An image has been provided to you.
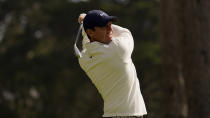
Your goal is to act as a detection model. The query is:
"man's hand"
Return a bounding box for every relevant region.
[78,13,86,24]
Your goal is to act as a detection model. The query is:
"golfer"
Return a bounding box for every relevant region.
[77,10,147,118]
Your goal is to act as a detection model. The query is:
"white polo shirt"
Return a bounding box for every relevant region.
[78,24,147,117]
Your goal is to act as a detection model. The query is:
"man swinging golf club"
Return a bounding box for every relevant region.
[75,10,147,118]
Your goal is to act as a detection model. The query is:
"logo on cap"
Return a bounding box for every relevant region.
[100,13,105,16]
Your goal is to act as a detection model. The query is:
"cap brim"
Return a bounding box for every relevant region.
[99,16,118,27]
[109,16,118,22]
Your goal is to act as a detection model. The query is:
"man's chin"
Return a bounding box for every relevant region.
[104,37,112,44]
[106,38,112,42]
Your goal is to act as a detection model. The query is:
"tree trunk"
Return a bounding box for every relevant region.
[160,0,210,118]
[160,0,187,118]
[181,0,210,118]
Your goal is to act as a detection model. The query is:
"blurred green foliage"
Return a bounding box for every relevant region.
[0,0,161,118]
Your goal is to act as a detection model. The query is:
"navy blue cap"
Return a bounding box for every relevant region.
[83,10,117,31]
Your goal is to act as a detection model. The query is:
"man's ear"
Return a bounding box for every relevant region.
[86,29,94,38]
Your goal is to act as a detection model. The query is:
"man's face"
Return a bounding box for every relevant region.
[90,21,113,44]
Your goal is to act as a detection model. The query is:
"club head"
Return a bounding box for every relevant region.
[74,44,82,58]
